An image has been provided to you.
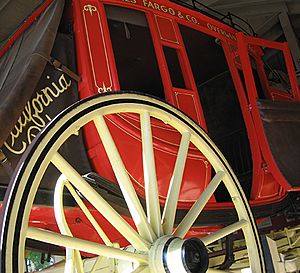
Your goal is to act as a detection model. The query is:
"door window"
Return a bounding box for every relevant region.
[105,5,165,99]
[163,46,186,89]
[262,48,292,95]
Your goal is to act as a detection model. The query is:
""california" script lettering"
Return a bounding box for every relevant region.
[4,73,72,154]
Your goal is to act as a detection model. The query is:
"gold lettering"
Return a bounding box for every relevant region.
[191,16,197,24]
[147,1,154,9]
[4,73,72,155]
[161,5,167,12]
[154,3,160,10]
[59,73,72,90]
[40,89,53,106]
[169,8,175,16]
[42,87,57,100]
[177,11,183,19]
[32,97,43,114]
[4,140,27,155]
[27,126,42,145]
[51,83,64,96]
[207,23,236,41]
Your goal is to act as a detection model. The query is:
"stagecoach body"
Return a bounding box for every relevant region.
[0,0,299,272]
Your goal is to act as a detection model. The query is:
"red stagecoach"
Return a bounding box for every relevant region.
[0,0,299,272]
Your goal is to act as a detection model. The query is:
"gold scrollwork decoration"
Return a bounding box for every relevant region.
[98,82,112,93]
[84,5,97,15]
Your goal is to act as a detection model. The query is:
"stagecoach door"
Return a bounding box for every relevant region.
[104,5,206,127]
[236,32,300,191]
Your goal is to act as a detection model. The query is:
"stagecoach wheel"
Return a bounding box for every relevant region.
[0,92,265,273]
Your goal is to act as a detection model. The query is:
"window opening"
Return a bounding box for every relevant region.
[262,48,292,94]
[179,24,252,200]
[163,46,186,89]
[105,5,164,99]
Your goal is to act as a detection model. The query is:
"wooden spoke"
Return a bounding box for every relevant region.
[174,171,225,238]
[54,175,84,273]
[132,265,149,273]
[162,131,191,235]
[93,115,156,243]
[90,256,103,273]
[140,111,163,237]
[201,220,248,246]
[51,152,150,251]
[64,179,113,246]
[26,227,148,264]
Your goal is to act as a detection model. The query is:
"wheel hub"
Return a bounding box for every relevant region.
[149,236,209,273]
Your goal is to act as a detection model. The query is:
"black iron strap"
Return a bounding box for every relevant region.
[32,53,81,82]
[48,57,81,82]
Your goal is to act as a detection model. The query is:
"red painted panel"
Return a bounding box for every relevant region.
[82,4,113,92]
[155,15,179,44]
[174,90,202,123]
[85,113,212,206]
